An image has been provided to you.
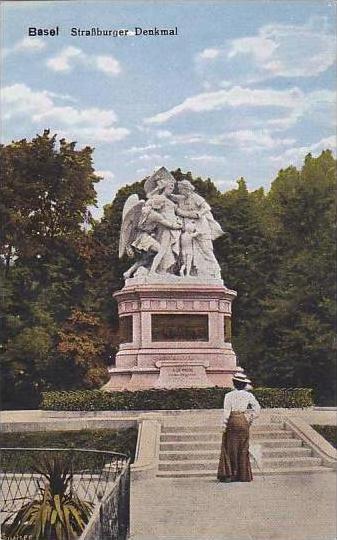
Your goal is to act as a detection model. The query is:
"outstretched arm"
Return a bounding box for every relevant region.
[176,207,199,219]
[151,211,182,229]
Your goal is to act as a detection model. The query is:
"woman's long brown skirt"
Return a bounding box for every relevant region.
[217,412,253,482]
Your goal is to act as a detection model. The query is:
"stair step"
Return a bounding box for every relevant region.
[160,442,222,451]
[262,447,312,459]
[256,439,302,448]
[158,457,321,472]
[159,447,312,461]
[161,433,220,442]
[161,424,283,433]
[162,426,219,433]
[263,457,321,468]
[159,451,218,461]
[251,431,294,440]
[159,439,302,451]
[160,430,293,442]
[156,466,332,478]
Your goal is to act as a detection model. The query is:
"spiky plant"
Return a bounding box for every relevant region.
[3,454,94,540]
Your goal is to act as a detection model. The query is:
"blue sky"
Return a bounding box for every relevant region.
[2,0,336,217]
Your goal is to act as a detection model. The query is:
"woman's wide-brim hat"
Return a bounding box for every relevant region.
[232,372,250,383]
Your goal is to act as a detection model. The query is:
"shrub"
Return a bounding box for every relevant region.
[312,425,337,449]
[3,454,93,540]
[41,387,313,411]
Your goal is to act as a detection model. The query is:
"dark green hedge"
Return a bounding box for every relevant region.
[312,425,337,449]
[41,387,313,411]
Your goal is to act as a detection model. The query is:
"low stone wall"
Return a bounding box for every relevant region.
[1,407,336,433]
[79,465,130,540]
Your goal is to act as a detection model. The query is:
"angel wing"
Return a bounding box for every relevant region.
[119,195,145,258]
[144,175,157,196]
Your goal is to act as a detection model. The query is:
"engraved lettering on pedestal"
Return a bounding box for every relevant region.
[170,366,199,379]
[151,314,209,342]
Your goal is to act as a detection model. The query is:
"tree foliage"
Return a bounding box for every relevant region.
[1,131,335,407]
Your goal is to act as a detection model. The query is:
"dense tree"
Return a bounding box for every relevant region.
[1,131,335,407]
[0,131,101,407]
[1,130,98,266]
[247,151,336,403]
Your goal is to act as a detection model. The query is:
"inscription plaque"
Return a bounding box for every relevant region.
[151,314,209,342]
[120,315,133,343]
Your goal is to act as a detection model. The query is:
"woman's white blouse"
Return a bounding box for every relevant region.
[222,389,261,429]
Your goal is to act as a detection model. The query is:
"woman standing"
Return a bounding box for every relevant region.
[217,373,261,482]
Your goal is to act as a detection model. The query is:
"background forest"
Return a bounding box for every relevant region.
[1,130,336,408]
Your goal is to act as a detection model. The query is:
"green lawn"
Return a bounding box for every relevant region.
[0,428,138,471]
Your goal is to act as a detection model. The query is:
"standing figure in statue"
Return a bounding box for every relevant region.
[144,172,182,275]
[217,372,261,482]
[179,220,200,276]
[172,180,224,279]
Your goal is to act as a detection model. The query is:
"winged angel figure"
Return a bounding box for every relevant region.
[119,185,182,279]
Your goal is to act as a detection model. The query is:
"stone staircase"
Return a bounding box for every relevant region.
[157,422,330,478]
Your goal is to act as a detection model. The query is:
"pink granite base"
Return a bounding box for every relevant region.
[102,281,241,391]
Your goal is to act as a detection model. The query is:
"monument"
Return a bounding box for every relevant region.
[103,167,242,391]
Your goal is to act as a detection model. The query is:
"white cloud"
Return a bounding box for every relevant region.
[155,130,206,145]
[269,135,336,166]
[156,130,172,139]
[217,179,238,190]
[33,106,118,126]
[145,85,335,137]
[46,46,82,71]
[65,126,129,143]
[197,48,220,61]
[95,55,120,75]
[211,129,296,152]
[145,86,303,124]
[2,83,129,144]
[95,170,115,181]
[125,144,161,154]
[197,17,335,84]
[238,19,335,78]
[185,154,227,163]
[137,153,170,161]
[46,46,121,76]
[266,89,335,131]
[3,36,46,57]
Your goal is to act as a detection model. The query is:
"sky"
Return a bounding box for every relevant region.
[2,0,336,218]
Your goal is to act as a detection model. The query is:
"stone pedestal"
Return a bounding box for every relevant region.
[102,278,241,391]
